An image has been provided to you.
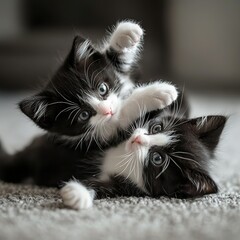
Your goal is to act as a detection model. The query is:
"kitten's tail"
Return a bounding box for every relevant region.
[0,140,9,181]
[0,140,30,184]
[0,140,7,159]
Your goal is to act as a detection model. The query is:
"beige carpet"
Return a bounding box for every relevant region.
[0,91,240,240]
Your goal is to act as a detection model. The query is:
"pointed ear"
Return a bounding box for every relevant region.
[19,93,55,130]
[189,115,227,153]
[67,36,96,65]
[66,35,104,69]
[177,171,218,198]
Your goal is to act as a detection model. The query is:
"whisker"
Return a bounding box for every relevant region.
[168,156,183,174]
[170,154,200,166]
[155,158,170,179]
[50,81,75,104]
[172,151,195,157]
[115,156,134,178]
[55,106,77,120]
[68,107,80,120]
[70,109,81,125]
[48,101,76,107]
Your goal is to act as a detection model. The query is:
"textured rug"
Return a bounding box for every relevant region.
[0,91,240,240]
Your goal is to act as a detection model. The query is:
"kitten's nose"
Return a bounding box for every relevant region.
[132,136,142,144]
[99,106,113,116]
[103,109,113,116]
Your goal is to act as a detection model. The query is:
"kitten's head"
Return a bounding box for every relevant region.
[19,36,127,144]
[124,113,227,198]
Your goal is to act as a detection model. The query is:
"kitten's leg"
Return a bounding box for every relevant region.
[60,178,145,210]
[83,177,145,199]
[104,20,144,74]
[119,81,178,129]
[60,180,114,210]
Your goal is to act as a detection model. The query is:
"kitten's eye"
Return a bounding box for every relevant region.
[79,110,90,121]
[151,124,162,134]
[98,82,109,96]
[151,152,163,166]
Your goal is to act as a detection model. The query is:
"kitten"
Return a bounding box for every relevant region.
[19,20,178,149]
[0,20,179,186]
[59,111,226,210]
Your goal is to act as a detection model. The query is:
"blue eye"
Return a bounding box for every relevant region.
[151,124,162,134]
[151,152,163,166]
[98,82,109,96]
[79,110,90,121]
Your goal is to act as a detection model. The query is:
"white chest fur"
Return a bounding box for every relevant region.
[100,142,145,191]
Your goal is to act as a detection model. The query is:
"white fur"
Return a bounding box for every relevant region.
[100,141,146,191]
[116,74,135,98]
[109,21,143,52]
[119,82,178,129]
[60,181,94,210]
[88,93,121,143]
[106,20,144,72]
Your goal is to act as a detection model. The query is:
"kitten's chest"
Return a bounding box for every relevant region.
[100,143,144,190]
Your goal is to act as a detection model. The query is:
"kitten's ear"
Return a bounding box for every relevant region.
[177,171,218,198]
[189,115,227,153]
[68,36,97,65]
[19,93,55,130]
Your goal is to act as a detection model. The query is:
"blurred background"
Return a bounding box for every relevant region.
[0,0,240,152]
[0,0,240,90]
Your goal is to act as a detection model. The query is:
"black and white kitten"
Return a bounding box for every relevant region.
[19,21,177,148]
[59,111,226,209]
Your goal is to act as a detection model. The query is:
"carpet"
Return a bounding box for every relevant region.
[0,91,240,240]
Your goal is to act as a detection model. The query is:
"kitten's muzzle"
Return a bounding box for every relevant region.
[98,104,114,116]
[132,136,142,145]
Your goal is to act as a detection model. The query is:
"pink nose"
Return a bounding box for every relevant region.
[103,110,113,115]
[100,107,113,116]
[132,136,142,144]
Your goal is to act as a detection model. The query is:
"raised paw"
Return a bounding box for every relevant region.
[137,82,178,110]
[150,82,178,107]
[110,21,144,52]
[60,181,94,210]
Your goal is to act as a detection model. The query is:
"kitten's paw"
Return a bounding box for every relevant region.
[141,82,178,109]
[151,82,178,107]
[60,181,94,210]
[110,21,144,52]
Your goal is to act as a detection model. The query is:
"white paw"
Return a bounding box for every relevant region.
[110,21,144,52]
[60,181,94,210]
[139,82,178,109]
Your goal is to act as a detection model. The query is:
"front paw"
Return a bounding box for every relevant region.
[60,181,94,210]
[151,82,178,107]
[110,21,144,52]
[141,82,178,109]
